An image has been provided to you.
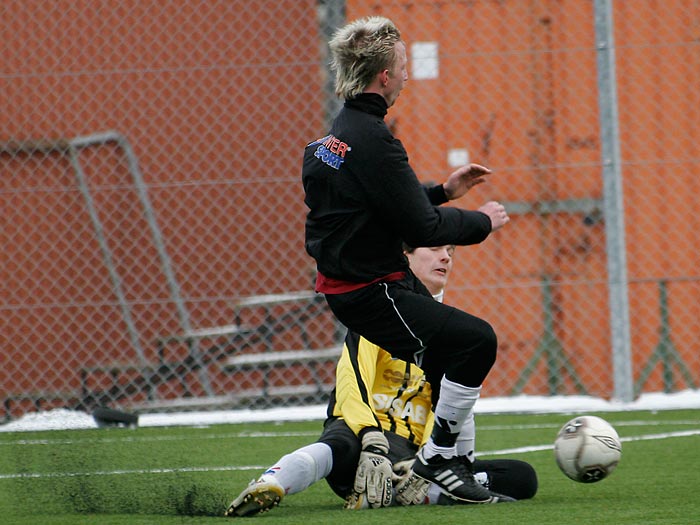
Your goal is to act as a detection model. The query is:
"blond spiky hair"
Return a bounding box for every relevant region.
[328,16,402,100]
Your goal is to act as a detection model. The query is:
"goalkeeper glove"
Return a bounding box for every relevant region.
[392,458,430,505]
[353,430,393,508]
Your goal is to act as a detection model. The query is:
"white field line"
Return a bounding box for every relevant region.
[0,464,265,480]
[479,428,700,456]
[1,427,699,481]
[0,431,319,447]
[4,419,700,447]
[478,419,700,431]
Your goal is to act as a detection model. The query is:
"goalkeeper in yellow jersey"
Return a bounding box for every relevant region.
[226,245,537,517]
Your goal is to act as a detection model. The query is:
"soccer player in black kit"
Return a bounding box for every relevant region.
[302,16,511,505]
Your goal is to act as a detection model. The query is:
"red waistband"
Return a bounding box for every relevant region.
[315,270,407,294]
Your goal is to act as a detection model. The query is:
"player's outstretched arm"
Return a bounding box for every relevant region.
[442,163,491,200]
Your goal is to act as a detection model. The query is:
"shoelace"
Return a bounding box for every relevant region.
[443,456,474,479]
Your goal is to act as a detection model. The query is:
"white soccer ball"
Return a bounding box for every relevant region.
[554,415,622,483]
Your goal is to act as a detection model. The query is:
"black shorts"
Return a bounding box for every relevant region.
[325,271,498,397]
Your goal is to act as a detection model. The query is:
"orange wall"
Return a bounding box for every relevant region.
[2,1,698,412]
[348,0,699,396]
[1,1,325,407]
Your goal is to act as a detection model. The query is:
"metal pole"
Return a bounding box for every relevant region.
[68,145,149,368]
[71,131,213,397]
[318,0,346,126]
[594,0,633,402]
[70,132,192,334]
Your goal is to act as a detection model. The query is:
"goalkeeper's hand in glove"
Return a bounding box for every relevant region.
[353,430,393,508]
[392,457,430,506]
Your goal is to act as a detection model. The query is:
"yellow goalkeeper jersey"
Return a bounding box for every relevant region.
[327,331,434,447]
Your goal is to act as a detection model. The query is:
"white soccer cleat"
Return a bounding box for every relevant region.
[225,475,285,517]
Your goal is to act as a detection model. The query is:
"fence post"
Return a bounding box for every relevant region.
[594,0,633,402]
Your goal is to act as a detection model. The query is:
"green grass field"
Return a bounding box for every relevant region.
[2,409,699,525]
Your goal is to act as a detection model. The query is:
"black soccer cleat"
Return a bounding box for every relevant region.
[413,450,501,504]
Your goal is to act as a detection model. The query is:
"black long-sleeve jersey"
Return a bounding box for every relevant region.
[302,93,492,286]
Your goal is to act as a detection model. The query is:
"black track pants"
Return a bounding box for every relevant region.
[324,271,497,404]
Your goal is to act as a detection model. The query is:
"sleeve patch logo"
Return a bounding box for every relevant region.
[311,134,351,170]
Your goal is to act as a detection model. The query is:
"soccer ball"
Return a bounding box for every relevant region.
[554,415,622,483]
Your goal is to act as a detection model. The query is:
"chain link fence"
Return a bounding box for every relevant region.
[2,0,698,421]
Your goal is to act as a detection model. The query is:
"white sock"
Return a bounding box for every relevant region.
[455,411,476,462]
[261,442,333,495]
[422,377,481,460]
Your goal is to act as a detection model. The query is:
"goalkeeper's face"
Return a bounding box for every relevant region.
[405,245,455,296]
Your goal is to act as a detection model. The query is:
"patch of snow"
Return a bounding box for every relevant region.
[2,389,700,433]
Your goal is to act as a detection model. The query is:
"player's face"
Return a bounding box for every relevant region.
[406,245,455,296]
[384,41,408,107]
